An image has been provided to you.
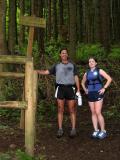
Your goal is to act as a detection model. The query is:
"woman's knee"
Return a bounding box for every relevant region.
[90,109,96,115]
[95,110,102,117]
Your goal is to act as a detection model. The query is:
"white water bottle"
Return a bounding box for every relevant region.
[78,95,82,106]
[76,92,82,106]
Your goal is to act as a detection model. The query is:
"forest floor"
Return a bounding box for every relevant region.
[0,105,120,160]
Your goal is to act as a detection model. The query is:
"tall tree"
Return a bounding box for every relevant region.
[8,0,17,54]
[47,0,52,40]
[69,0,77,60]
[52,0,58,40]
[32,0,45,54]
[58,0,64,40]
[93,0,101,42]
[99,0,110,51]
[0,0,7,54]
[77,0,83,42]
[19,0,25,47]
[111,0,120,43]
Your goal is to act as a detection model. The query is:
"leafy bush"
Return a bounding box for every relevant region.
[76,43,105,63]
[45,39,67,62]
[108,47,120,61]
[103,105,120,120]
[0,150,47,160]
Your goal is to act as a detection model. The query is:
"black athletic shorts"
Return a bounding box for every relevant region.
[55,84,76,100]
[88,91,104,102]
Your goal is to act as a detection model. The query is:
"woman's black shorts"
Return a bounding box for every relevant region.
[55,85,76,100]
[87,91,104,102]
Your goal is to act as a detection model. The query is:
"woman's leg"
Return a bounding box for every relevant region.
[67,100,76,129]
[94,99,105,131]
[57,99,65,129]
[89,102,99,131]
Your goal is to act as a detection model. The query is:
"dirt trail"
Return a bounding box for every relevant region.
[0,107,120,160]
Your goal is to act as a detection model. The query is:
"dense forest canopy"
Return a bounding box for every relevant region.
[0,0,120,61]
[0,0,120,108]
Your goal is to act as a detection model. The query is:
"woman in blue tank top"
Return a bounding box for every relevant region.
[81,57,112,139]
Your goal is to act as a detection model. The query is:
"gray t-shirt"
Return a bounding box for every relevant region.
[49,62,78,85]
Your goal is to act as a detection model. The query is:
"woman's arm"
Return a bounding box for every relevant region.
[100,69,112,89]
[81,73,88,94]
[98,69,112,94]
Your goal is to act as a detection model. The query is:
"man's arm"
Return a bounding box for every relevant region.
[36,69,50,75]
[74,75,80,93]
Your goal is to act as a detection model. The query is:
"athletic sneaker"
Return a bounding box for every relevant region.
[69,128,77,138]
[91,130,100,138]
[57,129,63,138]
[97,131,107,139]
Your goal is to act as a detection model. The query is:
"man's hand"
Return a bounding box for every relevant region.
[76,91,81,97]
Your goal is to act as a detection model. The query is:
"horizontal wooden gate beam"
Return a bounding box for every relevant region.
[0,55,32,64]
[0,101,27,109]
[0,72,25,78]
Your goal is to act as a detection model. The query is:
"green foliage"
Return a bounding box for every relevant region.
[0,153,11,160]
[45,39,67,62]
[37,101,57,121]
[0,150,47,160]
[103,105,120,120]
[16,150,34,160]
[0,79,22,120]
[108,47,120,61]
[76,43,105,63]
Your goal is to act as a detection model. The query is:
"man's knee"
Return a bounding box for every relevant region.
[58,106,64,113]
[69,107,76,114]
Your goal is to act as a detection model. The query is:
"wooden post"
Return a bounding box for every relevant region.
[20,109,25,129]
[25,60,35,156]
[27,27,34,58]
[33,71,38,142]
[20,90,25,129]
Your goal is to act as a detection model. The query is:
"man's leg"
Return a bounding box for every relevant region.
[56,99,65,138]
[67,100,77,137]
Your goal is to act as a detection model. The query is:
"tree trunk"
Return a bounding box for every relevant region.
[111,0,120,43]
[93,0,101,42]
[8,0,17,54]
[47,0,52,39]
[69,0,77,60]
[77,0,83,42]
[58,0,64,40]
[0,0,7,54]
[99,0,110,51]
[52,0,58,40]
[19,0,25,48]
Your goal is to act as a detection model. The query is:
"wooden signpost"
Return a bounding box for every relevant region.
[19,15,46,156]
[19,16,46,58]
[0,15,46,156]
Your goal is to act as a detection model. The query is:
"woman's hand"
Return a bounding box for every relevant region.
[85,88,88,95]
[98,88,105,95]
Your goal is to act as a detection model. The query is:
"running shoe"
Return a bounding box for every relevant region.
[57,129,63,138]
[91,130,100,138]
[97,131,107,139]
[69,128,77,138]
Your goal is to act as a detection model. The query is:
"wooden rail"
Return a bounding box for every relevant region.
[0,72,25,78]
[0,55,32,64]
[0,101,27,109]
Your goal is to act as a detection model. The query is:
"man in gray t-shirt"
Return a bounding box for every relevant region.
[49,62,78,85]
[37,48,81,138]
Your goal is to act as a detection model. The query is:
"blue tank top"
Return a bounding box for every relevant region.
[86,68,103,92]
